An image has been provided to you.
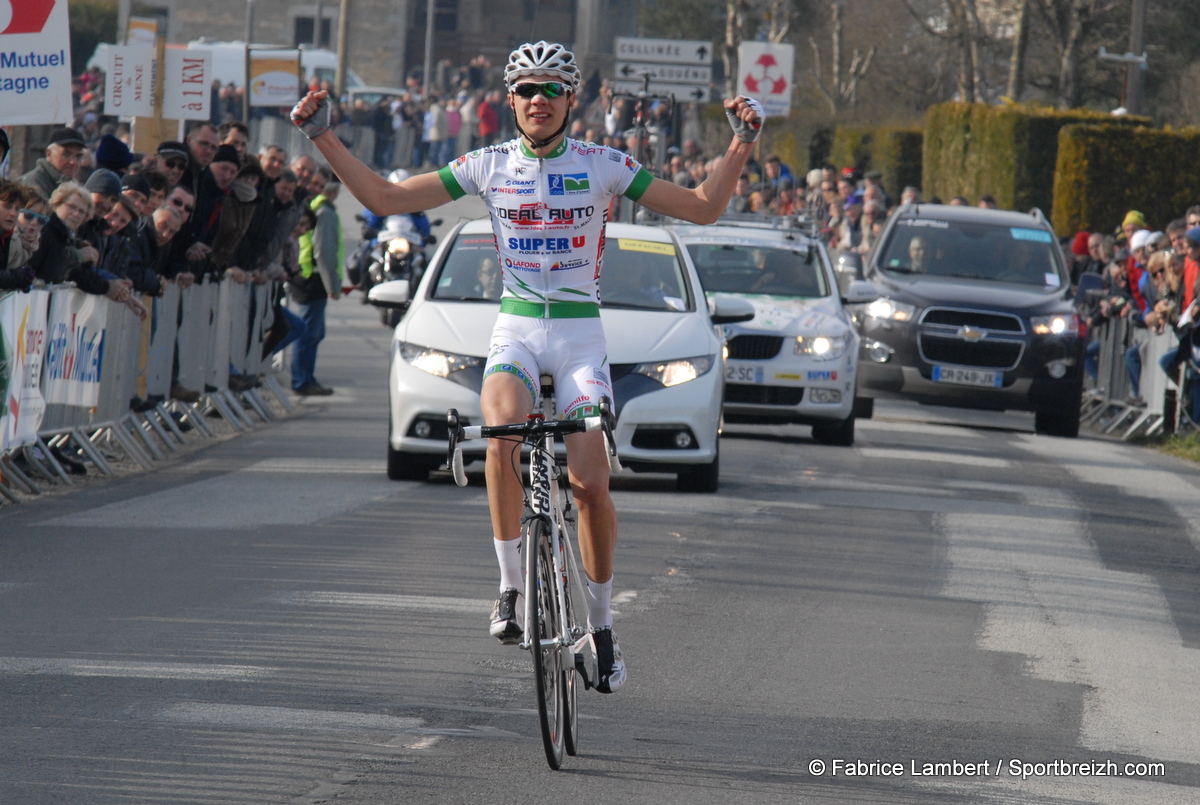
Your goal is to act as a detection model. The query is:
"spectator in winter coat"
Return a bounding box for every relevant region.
[18,127,86,202]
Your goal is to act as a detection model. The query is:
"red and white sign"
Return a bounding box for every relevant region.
[0,0,74,124]
[737,42,794,118]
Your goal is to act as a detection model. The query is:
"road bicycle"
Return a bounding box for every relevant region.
[446,378,620,769]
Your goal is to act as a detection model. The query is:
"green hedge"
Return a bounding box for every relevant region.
[1052,125,1200,237]
[830,126,924,204]
[922,102,1148,213]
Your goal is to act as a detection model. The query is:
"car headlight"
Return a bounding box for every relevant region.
[795,334,849,361]
[865,297,916,322]
[400,343,482,378]
[387,238,412,256]
[633,355,715,387]
[1030,313,1079,336]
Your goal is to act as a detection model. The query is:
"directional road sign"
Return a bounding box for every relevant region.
[615,62,712,83]
[610,80,712,103]
[614,37,713,66]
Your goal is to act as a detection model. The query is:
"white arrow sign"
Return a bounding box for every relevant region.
[610,80,712,103]
[615,62,712,84]
[614,37,713,66]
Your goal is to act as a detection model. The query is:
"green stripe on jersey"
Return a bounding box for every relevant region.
[437,166,466,200]
[624,167,654,202]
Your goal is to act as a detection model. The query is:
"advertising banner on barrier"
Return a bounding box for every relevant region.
[0,292,17,452]
[9,289,50,449]
[43,289,108,408]
[0,0,75,124]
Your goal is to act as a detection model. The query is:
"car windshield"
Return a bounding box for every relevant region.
[432,234,503,301]
[877,219,1065,287]
[686,242,829,298]
[599,237,690,311]
[430,232,691,311]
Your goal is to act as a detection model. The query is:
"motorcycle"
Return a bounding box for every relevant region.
[365,212,441,327]
[345,213,381,292]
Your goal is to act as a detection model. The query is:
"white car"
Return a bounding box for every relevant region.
[670,217,868,445]
[369,218,754,492]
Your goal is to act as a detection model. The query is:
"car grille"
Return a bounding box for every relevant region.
[919,335,1023,369]
[920,308,1024,332]
[725,384,804,405]
[727,335,784,360]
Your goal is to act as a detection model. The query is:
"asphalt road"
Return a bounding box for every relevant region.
[3,206,1200,802]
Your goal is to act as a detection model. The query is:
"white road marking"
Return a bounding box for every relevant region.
[273,591,491,613]
[158,702,422,733]
[857,419,983,438]
[36,459,408,529]
[858,447,1012,468]
[941,486,1200,765]
[920,774,1193,804]
[244,458,386,474]
[0,657,274,680]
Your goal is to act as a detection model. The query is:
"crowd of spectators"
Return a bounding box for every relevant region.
[0,112,346,402]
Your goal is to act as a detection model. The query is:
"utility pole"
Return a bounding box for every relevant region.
[117,0,132,43]
[1124,0,1147,114]
[315,0,325,46]
[335,0,351,97]
[423,0,436,97]
[245,0,255,44]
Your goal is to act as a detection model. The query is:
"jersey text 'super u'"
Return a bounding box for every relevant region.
[437,138,654,310]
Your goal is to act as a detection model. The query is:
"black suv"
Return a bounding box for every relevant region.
[854,205,1085,437]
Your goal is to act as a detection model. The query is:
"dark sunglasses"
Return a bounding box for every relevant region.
[512,82,569,99]
[163,159,187,170]
[19,209,49,225]
[169,197,194,213]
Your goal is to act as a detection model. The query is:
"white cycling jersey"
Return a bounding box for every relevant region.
[437,137,654,315]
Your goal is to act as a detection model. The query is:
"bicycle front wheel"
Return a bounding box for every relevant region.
[526,518,565,769]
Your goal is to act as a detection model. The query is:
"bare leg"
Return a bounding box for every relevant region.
[481,372,533,542]
[564,430,616,583]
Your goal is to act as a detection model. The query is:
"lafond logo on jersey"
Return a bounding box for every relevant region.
[2,0,57,35]
[507,236,586,253]
[496,203,595,228]
[504,257,541,270]
[549,259,589,271]
[548,173,590,196]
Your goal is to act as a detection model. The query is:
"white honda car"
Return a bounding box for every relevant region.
[670,217,868,445]
[370,218,754,492]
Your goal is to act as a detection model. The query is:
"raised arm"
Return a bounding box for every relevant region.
[291,90,452,215]
[637,96,763,225]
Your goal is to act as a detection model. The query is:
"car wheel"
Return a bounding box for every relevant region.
[812,415,855,446]
[1034,399,1081,438]
[677,450,719,494]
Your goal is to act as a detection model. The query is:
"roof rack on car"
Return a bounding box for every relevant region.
[1029,207,1048,223]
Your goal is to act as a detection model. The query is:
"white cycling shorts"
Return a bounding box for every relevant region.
[484,313,614,420]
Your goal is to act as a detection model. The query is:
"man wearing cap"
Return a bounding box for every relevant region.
[1182,227,1200,312]
[18,127,86,202]
[156,141,190,189]
[76,168,122,256]
[1128,228,1152,316]
[863,169,891,209]
[186,144,241,276]
[121,173,152,216]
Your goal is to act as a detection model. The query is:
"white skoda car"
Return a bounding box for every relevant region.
[670,218,867,445]
[371,218,753,492]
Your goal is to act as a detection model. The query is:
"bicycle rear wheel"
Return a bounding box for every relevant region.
[563,576,579,757]
[526,518,565,769]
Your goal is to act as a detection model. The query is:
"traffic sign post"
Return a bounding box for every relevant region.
[612,36,714,105]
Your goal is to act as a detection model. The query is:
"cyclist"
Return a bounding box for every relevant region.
[291,41,764,694]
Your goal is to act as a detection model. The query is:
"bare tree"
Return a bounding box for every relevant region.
[1006,0,1032,101]
[809,2,877,114]
[724,0,750,98]
[901,0,988,102]
[1033,0,1121,109]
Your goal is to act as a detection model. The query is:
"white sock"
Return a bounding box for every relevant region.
[585,577,613,631]
[494,538,522,593]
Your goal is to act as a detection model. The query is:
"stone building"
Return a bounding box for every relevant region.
[128,0,637,89]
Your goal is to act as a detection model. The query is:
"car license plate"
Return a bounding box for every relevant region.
[932,365,1003,388]
[725,363,764,384]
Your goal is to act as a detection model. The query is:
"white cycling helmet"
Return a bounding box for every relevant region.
[387,168,411,184]
[504,41,581,92]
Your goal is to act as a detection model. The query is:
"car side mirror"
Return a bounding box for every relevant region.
[709,294,755,324]
[367,279,411,309]
[842,280,880,305]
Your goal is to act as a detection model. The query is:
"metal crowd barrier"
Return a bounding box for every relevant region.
[0,279,295,503]
[1082,316,1179,439]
